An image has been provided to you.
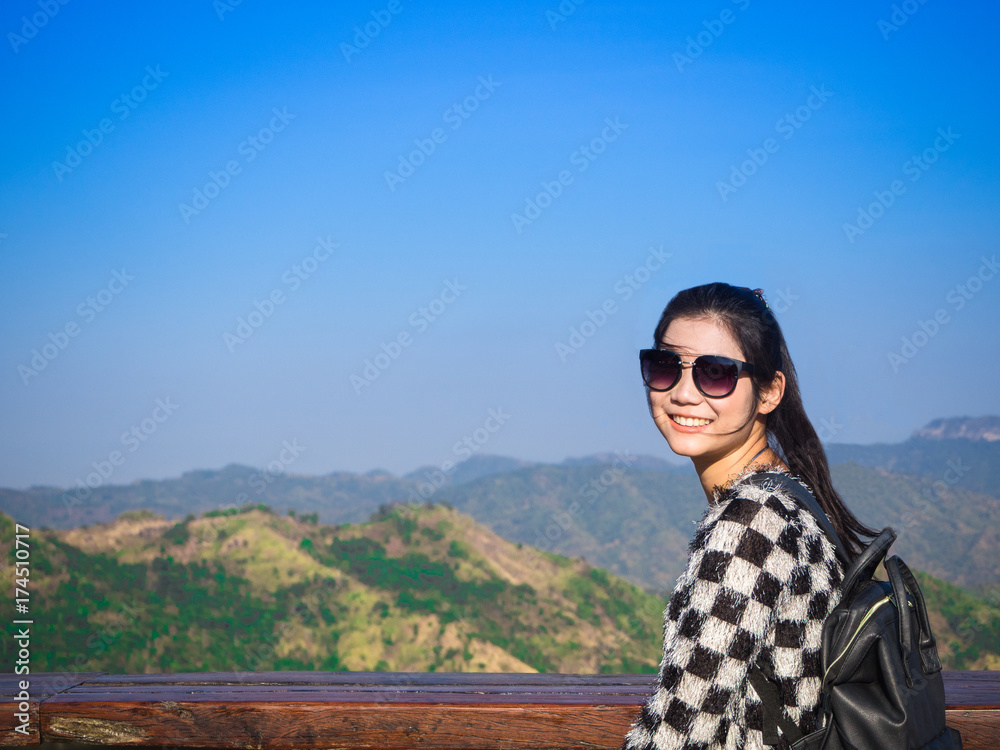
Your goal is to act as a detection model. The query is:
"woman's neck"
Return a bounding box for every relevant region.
[696,443,788,502]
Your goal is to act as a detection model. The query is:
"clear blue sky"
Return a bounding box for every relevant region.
[1,1,998,489]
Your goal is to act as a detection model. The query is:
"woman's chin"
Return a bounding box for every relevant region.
[661,433,704,458]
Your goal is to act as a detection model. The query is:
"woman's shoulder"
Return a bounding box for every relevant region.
[704,463,824,543]
[712,463,813,509]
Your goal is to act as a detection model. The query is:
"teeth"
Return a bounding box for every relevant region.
[673,415,711,427]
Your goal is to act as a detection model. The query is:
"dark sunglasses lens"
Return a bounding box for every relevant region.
[642,352,680,390]
[695,357,739,397]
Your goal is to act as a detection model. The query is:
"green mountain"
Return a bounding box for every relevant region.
[430,459,1000,596]
[0,506,664,675]
[1,504,995,676]
[825,430,1000,501]
[2,417,997,601]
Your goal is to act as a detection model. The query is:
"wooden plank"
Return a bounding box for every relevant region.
[40,701,640,750]
[78,672,656,687]
[0,674,102,746]
[941,670,1000,709]
[37,701,1000,750]
[0,672,996,749]
[945,709,1000,750]
[45,691,647,705]
[43,671,1000,707]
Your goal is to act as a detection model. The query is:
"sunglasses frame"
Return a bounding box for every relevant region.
[639,348,756,399]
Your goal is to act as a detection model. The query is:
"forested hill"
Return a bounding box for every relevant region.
[0,505,665,675]
[3,419,999,600]
[0,505,996,675]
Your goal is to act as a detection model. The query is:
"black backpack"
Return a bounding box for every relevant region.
[748,472,963,750]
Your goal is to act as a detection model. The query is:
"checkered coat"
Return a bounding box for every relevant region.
[621,465,846,750]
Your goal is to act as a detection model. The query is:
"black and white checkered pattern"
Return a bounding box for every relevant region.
[622,466,845,750]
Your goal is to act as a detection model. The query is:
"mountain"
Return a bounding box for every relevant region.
[0,462,417,531]
[913,570,1000,670]
[404,455,538,486]
[913,415,1000,441]
[428,460,1000,596]
[560,453,684,473]
[0,506,664,675]
[434,461,706,596]
[825,438,1000,500]
[826,462,1000,592]
[1,506,995,675]
[0,454,685,532]
[2,416,998,598]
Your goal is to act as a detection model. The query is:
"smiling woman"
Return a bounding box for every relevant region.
[623,282,877,750]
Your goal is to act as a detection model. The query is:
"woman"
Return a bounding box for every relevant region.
[622,282,875,750]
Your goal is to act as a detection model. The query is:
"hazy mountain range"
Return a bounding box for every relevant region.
[4,416,998,599]
[1,501,996,675]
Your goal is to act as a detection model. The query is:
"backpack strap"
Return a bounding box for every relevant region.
[748,661,803,746]
[755,472,852,569]
[840,527,896,601]
[885,555,943,677]
[746,472,846,746]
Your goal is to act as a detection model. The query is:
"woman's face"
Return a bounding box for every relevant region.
[647,316,773,466]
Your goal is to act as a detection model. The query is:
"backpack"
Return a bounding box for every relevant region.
[747,472,963,750]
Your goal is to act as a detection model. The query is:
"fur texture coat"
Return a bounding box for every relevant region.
[621,464,845,750]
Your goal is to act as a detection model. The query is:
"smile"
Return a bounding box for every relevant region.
[671,415,713,427]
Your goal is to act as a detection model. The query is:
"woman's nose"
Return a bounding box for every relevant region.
[670,364,701,402]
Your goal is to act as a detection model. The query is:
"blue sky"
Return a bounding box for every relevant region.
[1,1,998,489]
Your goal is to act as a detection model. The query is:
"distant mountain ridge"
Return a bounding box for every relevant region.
[3,417,998,598]
[912,415,1000,441]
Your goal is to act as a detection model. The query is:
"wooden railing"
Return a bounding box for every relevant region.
[3,671,998,749]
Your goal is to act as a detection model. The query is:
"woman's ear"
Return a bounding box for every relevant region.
[758,370,785,415]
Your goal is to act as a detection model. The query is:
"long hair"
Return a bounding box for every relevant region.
[651,282,876,559]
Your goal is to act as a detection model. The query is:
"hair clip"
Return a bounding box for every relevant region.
[738,286,770,310]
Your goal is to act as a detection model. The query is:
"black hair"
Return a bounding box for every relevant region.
[651,281,876,559]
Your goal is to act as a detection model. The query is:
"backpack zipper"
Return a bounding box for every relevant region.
[823,595,892,684]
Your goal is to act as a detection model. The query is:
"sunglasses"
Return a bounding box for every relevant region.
[639,349,755,398]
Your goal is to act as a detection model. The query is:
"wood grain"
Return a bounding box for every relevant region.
[2,671,995,749]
